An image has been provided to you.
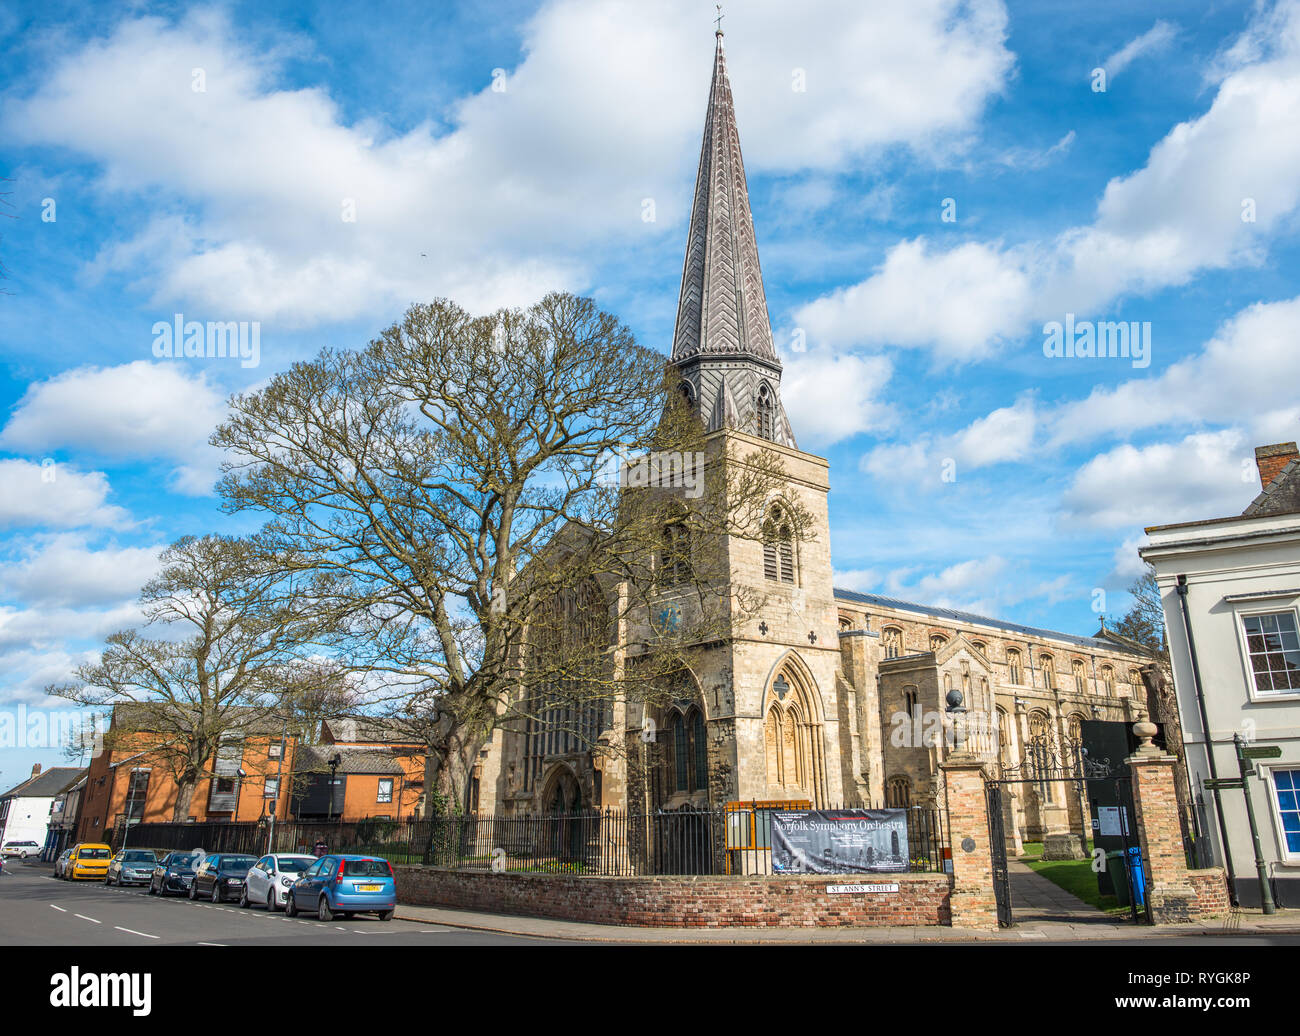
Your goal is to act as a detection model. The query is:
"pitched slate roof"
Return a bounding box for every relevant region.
[294,745,405,776]
[1243,458,1300,517]
[833,588,1147,655]
[0,767,86,801]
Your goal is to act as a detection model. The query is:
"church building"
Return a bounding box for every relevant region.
[477,30,1170,850]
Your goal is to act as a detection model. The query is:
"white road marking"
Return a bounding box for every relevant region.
[197,941,227,947]
[50,905,67,912]
[114,926,159,939]
[74,914,101,924]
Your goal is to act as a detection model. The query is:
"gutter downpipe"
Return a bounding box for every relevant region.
[1176,573,1238,903]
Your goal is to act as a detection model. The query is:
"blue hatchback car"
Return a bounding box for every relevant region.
[284,854,396,922]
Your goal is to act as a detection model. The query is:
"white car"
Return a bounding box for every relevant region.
[2,840,43,859]
[239,853,319,910]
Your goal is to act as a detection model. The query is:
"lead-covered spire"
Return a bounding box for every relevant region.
[670,32,794,448]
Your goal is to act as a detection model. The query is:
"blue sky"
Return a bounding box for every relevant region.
[3,0,1299,786]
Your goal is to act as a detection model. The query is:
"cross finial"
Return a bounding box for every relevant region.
[715,3,724,36]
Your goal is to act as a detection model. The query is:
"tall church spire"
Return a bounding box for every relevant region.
[670,29,795,447]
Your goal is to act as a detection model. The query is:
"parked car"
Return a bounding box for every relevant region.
[54,848,75,878]
[240,853,318,910]
[284,854,396,921]
[106,848,158,886]
[190,853,259,903]
[2,839,43,859]
[149,851,202,896]
[65,843,113,880]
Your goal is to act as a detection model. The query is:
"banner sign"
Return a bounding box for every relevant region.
[770,809,909,874]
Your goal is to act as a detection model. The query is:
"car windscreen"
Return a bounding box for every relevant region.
[221,857,257,871]
[170,854,199,869]
[341,859,390,877]
[79,847,111,859]
[123,851,156,862]
[277,857,316,873]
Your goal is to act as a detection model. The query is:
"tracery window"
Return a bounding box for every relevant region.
[756,383,776,441]
[1072,659,1087,693]
[882,627,903,659]
[1007,649,1022,684]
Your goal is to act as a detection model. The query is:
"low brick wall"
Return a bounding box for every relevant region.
[395,867,952,927]
[1188,868,1231,918]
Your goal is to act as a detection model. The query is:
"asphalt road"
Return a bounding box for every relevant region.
[0,861,568,946]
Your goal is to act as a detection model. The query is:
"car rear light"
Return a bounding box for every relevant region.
[337,860,346,882]
[385,861,394,878]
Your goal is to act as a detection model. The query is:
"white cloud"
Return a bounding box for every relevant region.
[779,351,895,447]
[1049,295,1300,447]
[797,2,1300,360]
[0,459,128,530]
[3,2,1014,327]
[796,238,1033,359]
[1104,21,1179,79]
[0,361,228,495]
[951,396,1037,467]
[0,534,162,608]
[1061,429,1257,529]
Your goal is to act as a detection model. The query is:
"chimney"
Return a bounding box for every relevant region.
[31,763,41,777]
[1255,442,1299,490]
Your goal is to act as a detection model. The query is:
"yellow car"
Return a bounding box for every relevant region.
[66,843,113,880]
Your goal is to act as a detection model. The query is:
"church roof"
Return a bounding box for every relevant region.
[833,588,1149,655]
[670,32,779,367]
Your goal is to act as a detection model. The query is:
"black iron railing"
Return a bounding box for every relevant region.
[116,804,947,878]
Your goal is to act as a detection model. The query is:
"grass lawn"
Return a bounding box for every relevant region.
[1022,854,1128,913]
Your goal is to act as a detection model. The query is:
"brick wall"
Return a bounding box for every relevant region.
[1188,868,1231,918]
[395,867,952,927]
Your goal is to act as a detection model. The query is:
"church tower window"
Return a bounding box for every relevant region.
[757,384,775,441]
[762,505,795,584]
[1007,649,1022,684]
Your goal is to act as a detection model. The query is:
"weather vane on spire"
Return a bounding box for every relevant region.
[715,3,724,36]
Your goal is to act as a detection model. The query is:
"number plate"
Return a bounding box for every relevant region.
[356,884,382,892]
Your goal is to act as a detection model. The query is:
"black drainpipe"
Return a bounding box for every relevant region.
[1176,573,1238,902]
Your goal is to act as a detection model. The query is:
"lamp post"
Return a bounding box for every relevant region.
[266,720,288,855]
[327,754,342,823]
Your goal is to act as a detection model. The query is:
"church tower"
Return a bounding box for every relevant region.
[647,28,865,813]
[670,30,796,448]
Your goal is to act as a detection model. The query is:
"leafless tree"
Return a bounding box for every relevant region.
[213,293,805,810]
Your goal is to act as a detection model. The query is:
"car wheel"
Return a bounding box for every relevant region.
[317,895,333,922]
[285,892,298,917]
[188,882,197,900]
[379,909,394,922]
[266,890,276,912]
[211,884,222,904]
[239,887,249,908]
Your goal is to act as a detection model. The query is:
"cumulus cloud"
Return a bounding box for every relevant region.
[0,459,129,530]
[1060,429,1258,529]
[779,351,895,447]
[0,534,162,608]
[796,2,1300,360]
[0,360,228,495]
[2,1,1014,328]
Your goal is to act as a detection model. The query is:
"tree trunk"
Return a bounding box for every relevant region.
[172,777,197,822]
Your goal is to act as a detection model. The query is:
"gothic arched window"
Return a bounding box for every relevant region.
[1041,655,1057,690]
[659,519,691,586]
[756,383,776,441]
[1007,649,1022,685]
[886,776,911,808]
[1072,659,1087,693]
[762,505,795,584]
[883,627,903,659]
[930,634,948,652]
[1101,665,1116,695]
[663,706,708,795]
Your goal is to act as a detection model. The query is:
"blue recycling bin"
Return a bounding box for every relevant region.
[1126,846,1146,908]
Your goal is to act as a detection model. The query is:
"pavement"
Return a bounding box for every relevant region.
[7,856,1299,945]
[388,859,1300,944]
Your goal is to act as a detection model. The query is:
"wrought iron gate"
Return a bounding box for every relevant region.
[986,780,1014,927]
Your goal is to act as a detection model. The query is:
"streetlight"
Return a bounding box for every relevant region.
[266,722,288,855]
[327,754,342,822]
